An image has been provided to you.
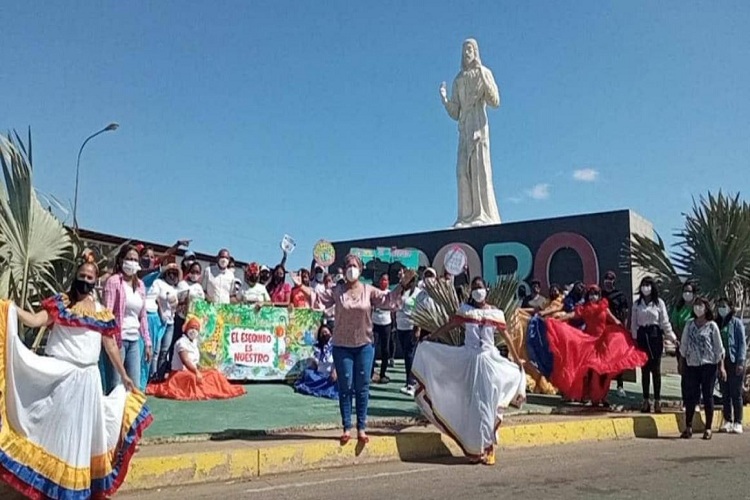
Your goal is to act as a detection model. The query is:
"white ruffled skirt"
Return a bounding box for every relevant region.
[0,302,152,500]
[412,342,526,457]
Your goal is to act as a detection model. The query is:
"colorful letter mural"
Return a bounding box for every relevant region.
[332,210,634,298]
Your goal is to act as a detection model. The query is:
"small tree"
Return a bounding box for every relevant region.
[0,130,78,343]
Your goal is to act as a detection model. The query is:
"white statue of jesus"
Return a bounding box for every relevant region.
[440,38,502,228]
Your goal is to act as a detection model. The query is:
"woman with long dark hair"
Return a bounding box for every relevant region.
[102,245,152,392]
[679,296,725,439]
[413,277,526,465]
[267,264,292,306]
[0,259,151,498]
[630,277,676,413]
[716,297,746,434]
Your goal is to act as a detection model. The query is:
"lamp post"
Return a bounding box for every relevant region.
[72,122,119,232]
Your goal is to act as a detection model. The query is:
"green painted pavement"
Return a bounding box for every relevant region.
[144,362,684,438]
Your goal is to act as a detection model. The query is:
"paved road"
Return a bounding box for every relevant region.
[124,433,748,500]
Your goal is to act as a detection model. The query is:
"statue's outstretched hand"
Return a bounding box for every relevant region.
[439,82,448,102]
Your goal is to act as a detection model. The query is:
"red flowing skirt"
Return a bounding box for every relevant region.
[545,319,647,402]
[146,370,246,401]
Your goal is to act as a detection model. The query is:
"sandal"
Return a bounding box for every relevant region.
[357,432,369,444]
[340,432,351,445]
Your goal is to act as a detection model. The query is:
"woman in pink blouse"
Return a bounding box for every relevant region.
[267,264,292,305]
[102,246,152,393]
[298,254,415,444]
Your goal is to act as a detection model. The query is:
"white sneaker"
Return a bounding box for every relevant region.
[617,387,627,398]
[400,385,416,397]
[733,423,744,434]
[720,422,733,433]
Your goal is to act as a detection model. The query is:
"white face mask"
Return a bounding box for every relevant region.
[589,294,600,302]
[315,272,324,282]
[471,288,487,303]
[345,267,360,283]
[122,260,139,276]
[640,285,652,297]
[682,292,694,303]
[186,329,199,341]
[693,305,706,317]
[718,306,731,318]
[218,258,229,269]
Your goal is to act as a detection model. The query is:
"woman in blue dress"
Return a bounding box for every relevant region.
[295,324,338,400]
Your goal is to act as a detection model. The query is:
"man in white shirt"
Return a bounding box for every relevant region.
[203,248,235,304]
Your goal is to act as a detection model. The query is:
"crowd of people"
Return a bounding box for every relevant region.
[0,236,746,497]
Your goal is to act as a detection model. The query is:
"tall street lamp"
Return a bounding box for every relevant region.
[72,122,119,231]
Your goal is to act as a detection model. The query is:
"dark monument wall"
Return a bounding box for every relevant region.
[331,209,634,298]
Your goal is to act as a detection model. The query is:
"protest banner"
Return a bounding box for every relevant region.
[189,299,323,381]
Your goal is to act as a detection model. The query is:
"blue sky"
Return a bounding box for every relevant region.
[3,2,749,270]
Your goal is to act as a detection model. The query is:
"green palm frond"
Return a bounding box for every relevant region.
[0,130,77,310]
[674,192,750,301]
[627,191,750,309]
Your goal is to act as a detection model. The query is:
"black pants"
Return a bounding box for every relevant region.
[397,329,417,386]
[720,360,744,424]
[684,364,718,429]
[372,324,392,379]
[637,326,663,400]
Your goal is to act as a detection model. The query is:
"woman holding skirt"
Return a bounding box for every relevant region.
[413,277,526,466]
[0,260,152,499]
[528,285,648,406]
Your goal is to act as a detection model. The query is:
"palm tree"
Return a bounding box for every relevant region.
[628,192,750,309]
[0,130,78,343]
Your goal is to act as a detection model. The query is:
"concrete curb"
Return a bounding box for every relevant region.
[122,406,749,493]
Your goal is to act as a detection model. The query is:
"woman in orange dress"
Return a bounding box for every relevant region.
[147,317,245,400]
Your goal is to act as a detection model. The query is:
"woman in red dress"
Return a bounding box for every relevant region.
[544,286,647,406]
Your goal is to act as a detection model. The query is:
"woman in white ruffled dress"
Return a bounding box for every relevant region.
[0,260,152,499]
[413,277,526,465]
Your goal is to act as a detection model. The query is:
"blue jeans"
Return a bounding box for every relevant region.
[121,339,143,390]
[99,351,121,394]
[151,323,174,379]
[332,344,375,431]
[720,360,744,424]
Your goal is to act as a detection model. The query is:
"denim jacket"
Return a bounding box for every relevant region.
[722,316,747,365]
